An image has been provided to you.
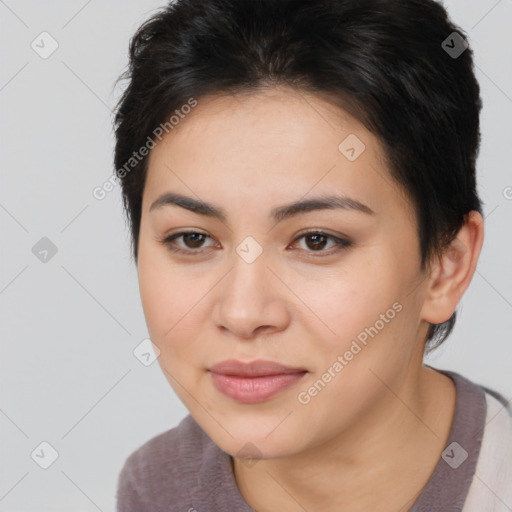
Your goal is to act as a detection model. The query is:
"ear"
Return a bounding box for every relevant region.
[420,211,485,325]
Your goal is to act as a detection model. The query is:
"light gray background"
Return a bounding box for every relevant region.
[0,0,511,510]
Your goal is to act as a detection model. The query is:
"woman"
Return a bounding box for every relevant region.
[113,0,512,510]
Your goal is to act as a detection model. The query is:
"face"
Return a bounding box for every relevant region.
[137,86,431,460]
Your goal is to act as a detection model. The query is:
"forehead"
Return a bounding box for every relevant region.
[158,87,370,157]
[143,87,412,221]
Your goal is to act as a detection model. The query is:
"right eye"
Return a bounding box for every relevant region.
[158,230,217,254]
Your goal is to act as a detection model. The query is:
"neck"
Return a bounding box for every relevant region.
[233,365,456,512]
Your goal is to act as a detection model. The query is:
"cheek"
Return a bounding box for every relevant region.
[296,263,399,346]
[295,254,420,385]
[137,245,201,348]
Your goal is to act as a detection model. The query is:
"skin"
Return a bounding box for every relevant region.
[137,86,484,511]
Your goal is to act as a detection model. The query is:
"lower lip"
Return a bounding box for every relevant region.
[209,371,307,403]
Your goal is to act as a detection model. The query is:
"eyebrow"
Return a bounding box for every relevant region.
[149,192,375,223]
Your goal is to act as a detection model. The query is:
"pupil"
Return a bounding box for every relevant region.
[307,234,327,250]
[186,233,204,248]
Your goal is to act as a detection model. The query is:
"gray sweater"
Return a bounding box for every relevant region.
[116,370,492,511]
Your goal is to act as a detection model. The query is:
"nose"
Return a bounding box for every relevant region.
[211,247,290,340]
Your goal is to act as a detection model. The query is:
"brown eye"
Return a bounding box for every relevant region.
[160,231,215,254]
[291,231,352,256]
[180,232,207,248]
[304,233,330,250]
[158,229,352,257]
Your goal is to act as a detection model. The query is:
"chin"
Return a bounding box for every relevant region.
[225,435,299,461]
[198,413,304,460]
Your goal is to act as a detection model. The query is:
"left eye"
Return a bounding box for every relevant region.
[292,232,351,254]
[159,230,352,256]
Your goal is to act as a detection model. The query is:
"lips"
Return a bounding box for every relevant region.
[208,359,307,377]
[208,359,307,403]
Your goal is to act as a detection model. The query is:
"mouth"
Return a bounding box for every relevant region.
[208,359,308,403]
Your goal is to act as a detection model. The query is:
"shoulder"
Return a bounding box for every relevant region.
[116,414,211,511]
[479,391,512,474]
[464,388,512,510]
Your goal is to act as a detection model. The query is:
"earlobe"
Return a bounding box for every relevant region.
[421,211,485,325]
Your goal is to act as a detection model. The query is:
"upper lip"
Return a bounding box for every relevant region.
[208,359,307,377]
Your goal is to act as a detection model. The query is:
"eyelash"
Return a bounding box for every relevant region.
[158,230,352,257]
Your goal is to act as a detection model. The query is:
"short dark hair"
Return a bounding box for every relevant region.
[113,0,483,352]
